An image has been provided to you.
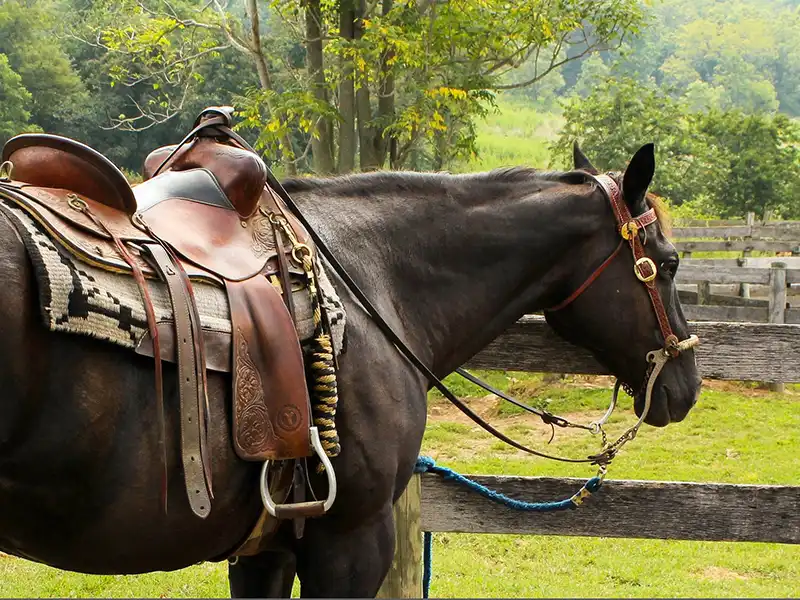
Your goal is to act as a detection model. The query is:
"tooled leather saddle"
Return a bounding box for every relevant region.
[0,107,330,523]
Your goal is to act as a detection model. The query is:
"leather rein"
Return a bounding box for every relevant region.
[174,117,698,469]
[265,166,698,469]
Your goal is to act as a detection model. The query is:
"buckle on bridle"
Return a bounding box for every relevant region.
[620,220,639,240]
[634,257,657,282]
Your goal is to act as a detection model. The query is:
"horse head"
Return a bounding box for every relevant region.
[544,143,701,427]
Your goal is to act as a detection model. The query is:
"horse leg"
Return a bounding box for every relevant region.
[228,549,297,598]
[295,504,395,598]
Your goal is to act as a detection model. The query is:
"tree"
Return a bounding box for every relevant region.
[0,0,88,136]
[551,76,724,205]
[0,54,38,143]
[694,110,800,218]
[552,76,800,218]
[608,0,800,116]
[571,54,610,98]
[88,0,645,174]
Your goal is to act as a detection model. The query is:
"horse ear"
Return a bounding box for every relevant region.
[573,141,598,174]
[622,143,655,212]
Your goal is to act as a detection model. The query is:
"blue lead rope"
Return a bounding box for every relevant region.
[412,456,603,598]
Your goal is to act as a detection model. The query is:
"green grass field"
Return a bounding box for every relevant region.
[451,97,562,173]
[0,374,797,598]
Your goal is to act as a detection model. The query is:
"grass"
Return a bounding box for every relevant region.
[419,375,800,598]
[1,375,797,598]
[451,96,562,173]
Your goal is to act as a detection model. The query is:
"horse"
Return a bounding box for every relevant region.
[0,142,701,597]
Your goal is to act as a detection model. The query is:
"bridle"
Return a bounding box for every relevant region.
[266,162,698,474]
[542,172,699,458]
[454,172,699,469]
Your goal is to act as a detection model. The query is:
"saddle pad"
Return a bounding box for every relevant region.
[0,199,346,355]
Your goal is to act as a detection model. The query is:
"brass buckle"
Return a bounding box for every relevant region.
[634,257,657,282]
[620,221,639,240]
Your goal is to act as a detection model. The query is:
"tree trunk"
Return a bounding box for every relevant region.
[244,0,296,175]
[338,0,357,173]
[376,0,395,168]
[355,0,380,170]
[305,0,335,174]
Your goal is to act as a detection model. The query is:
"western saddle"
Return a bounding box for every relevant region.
[0,107,337,529]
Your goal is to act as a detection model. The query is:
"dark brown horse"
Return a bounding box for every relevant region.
[0,143,700,597]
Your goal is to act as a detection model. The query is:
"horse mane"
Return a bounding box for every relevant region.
[281,167,590,197]
[282,168,670,234]
[647,192,672,237]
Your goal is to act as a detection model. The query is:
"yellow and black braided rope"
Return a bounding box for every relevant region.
[302,255,341,460]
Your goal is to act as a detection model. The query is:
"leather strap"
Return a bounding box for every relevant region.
[144,243,212,519]
[160,241,214,498]
[263,170,612,465]
[594,175,679,355]
[272,221,296,320]
[292,460,307,539]
[65,197,169,511]
[547,240,625,312]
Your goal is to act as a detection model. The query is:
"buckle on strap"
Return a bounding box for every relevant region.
[634,257,657,282]
[620,221,639,240]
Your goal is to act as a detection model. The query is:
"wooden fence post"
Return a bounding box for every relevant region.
[377,474,423,599]
[739,212,755,298]
[697,281,711,305]
[768,262,787,393]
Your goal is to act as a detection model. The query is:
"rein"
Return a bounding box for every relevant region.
[170,113,696,471]
[267,167,697,470]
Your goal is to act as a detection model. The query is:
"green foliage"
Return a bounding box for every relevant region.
[552,76,800,218]
[0,54,38,142]
[88,0,644,173]
[0,0,87,136]
[551,77,722,204]
[613,0,800,116]
[694,110,800,218]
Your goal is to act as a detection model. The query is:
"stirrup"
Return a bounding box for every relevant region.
[259,427,337,519]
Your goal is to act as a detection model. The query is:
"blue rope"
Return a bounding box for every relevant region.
[413,455,603,598]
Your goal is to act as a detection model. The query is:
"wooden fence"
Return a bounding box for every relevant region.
[671,212,800,327]
[377,316,800,597]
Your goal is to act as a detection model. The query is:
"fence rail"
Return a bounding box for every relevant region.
[676,240,800,254]
[419,474,799,544]
[466,316,800,383]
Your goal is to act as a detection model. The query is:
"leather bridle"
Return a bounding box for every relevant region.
[546,173,684,357]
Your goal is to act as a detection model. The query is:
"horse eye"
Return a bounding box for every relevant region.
[661,257,679,279]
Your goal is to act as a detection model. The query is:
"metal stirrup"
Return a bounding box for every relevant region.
[259,427,337,518]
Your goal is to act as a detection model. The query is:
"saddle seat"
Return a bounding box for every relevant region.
[0,107,334,526]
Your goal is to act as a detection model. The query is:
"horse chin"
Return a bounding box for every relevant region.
[634,382,698,427]
[634,388,670,427]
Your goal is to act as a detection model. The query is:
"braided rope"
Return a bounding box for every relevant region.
[300,250,341,461]
[266,209,342,462]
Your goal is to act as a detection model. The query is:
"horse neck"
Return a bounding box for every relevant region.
[289,170,609,376]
